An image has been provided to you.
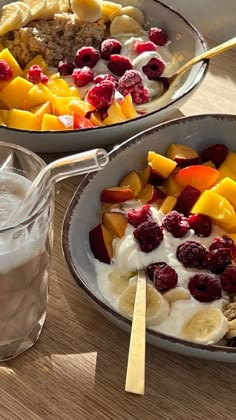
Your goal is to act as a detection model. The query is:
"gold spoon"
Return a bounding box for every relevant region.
[159,36,236,92]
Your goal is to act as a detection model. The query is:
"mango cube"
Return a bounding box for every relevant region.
[218,152,236,181]
[211,177,236,210]
[218,164,236,182]
[103,101,127,125]
[148,151,177,179]
[120,94,138,119]
[191,190,236,231]
[159,196,177,214]
[23,55,48,78]
[30,101,52,124]
[0,77,33,109]
[47,78,73,97]
[24,83,53,109]
[89,111,103,126]
[41,114,73,131]
[0,48,23,78]
[0,109,10,124]
[8,109,41,130]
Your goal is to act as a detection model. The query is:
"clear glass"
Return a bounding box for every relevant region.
[0,141,54,361]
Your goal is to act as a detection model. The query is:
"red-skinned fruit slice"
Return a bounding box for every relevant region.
[137,184,166,204]
[167,143,199,167]
[175,185,201,215]
[149,186,166,204]
[89,224,113,263]
[174,165,219,191]
[102,211,128,238]
[138,165,152,186]
[101,186,134,203]
[119,170,143,196]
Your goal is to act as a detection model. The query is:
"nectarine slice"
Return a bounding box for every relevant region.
[174,165,219,191]
[101,187,134,203]
[148,151,177,178]
[159,196,177,214]
[138,165,151,186]
[89,223,113,263]
[119,170,142,196]
[102,212,128,238]
[167,144,199,167]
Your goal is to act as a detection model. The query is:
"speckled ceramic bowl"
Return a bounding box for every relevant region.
[62,114,236,362]
[0,0,208,152]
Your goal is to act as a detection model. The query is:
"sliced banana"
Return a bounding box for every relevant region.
[108,271,131,295]
[119,283,169,326]
[101,1,122,20]
[228,319,236,330]
[0,3,23,36]
[181,307,229,345]
[14,2,32,27]
[226,329,236,340]
[110,6,144,26]
[37,0,61,19]
[163,287,191,304]
[110,15,143,36]
[70,0,102,23]
[23,0,47,21]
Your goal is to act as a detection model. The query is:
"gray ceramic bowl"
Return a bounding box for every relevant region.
[0,0,208,153]
[63,114,236,362]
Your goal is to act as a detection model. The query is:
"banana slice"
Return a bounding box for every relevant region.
[108,271,131,295]
[0,3,23,36]
[181,307,229,345]
[228,319,236,330]
[119,283,169,326]
[101,1,122,20]
[14,2,32,27]
[58,0,70,12]
[110,15,143,36]
[23,0,47,20]
[70,0,102,23]
[37,0,61,19]
[110,6,145,26]
[163,287,191,304]
[226,329,236,340]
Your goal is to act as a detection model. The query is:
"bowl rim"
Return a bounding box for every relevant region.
[0,0,209,136]
[62,113,236,354]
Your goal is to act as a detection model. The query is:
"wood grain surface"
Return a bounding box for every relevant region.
[1,41,236,420]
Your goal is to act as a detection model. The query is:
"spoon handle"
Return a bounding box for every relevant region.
[175,36,236,79]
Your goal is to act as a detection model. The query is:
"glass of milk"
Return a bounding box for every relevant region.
[0,141,54,360]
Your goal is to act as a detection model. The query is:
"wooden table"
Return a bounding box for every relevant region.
[1,43,236,420]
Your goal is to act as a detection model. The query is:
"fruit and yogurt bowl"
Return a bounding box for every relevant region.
[89,142,236,347]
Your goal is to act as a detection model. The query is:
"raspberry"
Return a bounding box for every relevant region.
[27,65,48,84]
[209,235,236,258]
[133,220,163,253]
[108,55,133,77]
[134,41,157,54]
[75,47,99,68]
[149,27,168,46]
[58,60,75,76]
[146,262,166,281]
[118,69,142,88]
[201,144,229,167]
[100,38,122,60]
[72,67,94,87]
[117,69,149,104]
[174,185,201,216]
[220,265,236,294]
[204,248,232,274]
[162,210,190,238]
[188,213,212,237]
[176,240,208,269]
[86,80,116,110]
[188,274,221,302]
[153,263,178,292]
[142,57,165,79]
[93,73,118,86]
[0,59,13,81]
[127,204,152,227]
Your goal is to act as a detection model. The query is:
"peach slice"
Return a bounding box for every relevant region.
[101,186,134,203]
[138,165,151,186]
[167,143,199,167]
[148,151,177,178]
[159,196,177,214]
[102,211,128,238]
[137,184,165,205]
[163,172,182,197]
[89,223,113,263]
[119,170,142,196]
[174,165,219,191]
[101,202,121,215]
[119,94,138,119]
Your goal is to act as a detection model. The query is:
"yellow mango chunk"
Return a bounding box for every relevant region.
[70,86,80,97]
[41,114,73,131]
[89,111,103,126]
[219,152,236,180]
[0,77,33,109]
[0,114,6,126]
[23,55,48,77]
[148,151,177,179]
[68,98,95,116]
[30,101,52,124]
[120,94,138,119]
[0,109,10,124]
[191,190,236,231]
[24,83,53,109]
[103,101,127,125]
[159,196,177,214]
[211,177,236,210]
[227,233,236,243]
[47,78,73,97]
[0,48,23,78]
[8,109,41,130]
[50,96,73,116]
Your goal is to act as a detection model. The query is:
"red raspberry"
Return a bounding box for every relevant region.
[142,57,165,80]
[133,221,163,253]
[72,67,94,87]
[75,47,99,68]
[188,213,212,237]
[93,73,118,86]
[209,235,236,258]
[100,38,122,60]
[162,210,190,238]
[177,240,208,269]
[27,65,48,84]
[86,80,116,110]
[118,69,142,88]
[118,69,149,104]
[220,265,236,294]
[174,185,201,216]
[201,144,229,168]
[204,248,232,274]
[108,55,133,77]
[149,27,168,46]
[0,59,13,81]
[188,274,221,302]
[134,41,157,54]
[58,60,75,76]
[127,204,152,227]
[40,74,49,83]
[146,262,166,281]
[151,263,178,292]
